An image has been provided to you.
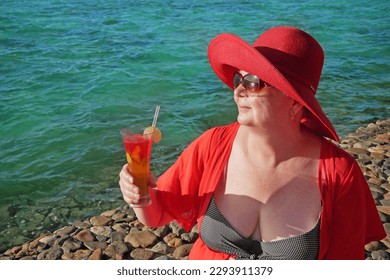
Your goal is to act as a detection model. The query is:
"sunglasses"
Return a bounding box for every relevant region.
[233,72,272,92]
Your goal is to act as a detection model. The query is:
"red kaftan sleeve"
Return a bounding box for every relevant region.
[155,129,213,231]
[319,142,386,259]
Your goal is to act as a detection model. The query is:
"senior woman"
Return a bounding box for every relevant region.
[119,26,385,259]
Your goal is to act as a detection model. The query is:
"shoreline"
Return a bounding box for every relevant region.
[1,119,389,260]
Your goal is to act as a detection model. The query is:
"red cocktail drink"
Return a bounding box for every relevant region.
[121,128,153,207]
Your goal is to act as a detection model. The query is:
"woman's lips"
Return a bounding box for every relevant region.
[238,104,251,109]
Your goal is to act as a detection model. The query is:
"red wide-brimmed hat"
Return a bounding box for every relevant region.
[208,26,339,142]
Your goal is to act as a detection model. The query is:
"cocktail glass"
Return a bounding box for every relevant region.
[120,127,153,207]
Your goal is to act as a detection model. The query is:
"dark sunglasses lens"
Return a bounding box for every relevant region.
[242,74,261,91]
[233,73,242,89]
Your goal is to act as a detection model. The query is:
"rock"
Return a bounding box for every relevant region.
[107,241,129,255]
[124,230,158,248]
[90,226,112,237]
[365,241,382,252]
[129,220,144,230]
[371,250,389,260]
[62,249,91,260]
[45,246,63,260]
[62,238,82,253]
[181,232,199,243]
[383,223,390,235]
[75,229,95,242]
[377,206,390,216]
[130,248,154,260]
[55,226,77,237]
[382,236,390,248]
[29,233,51,250]
[170,222,185,236]
[167,237,182,248]
[346,148,369,156]
[369,177,384,186]
[73,221,91,229]
[154,255,175,260]
[104,242,128,260]
[191,224,198,233]
[20,256,34,260]
[112,213,127,220]
[88,248,103,260]
[100,209,118,217]
[153,225,170,238]
[90,215,112,226]
[111,231,126,243]
[173,244,193,259]
[163,232,177,244]
[84,241,107,251]
[151,242,169,254]
[112,223,130,232]
[4,245,22,256]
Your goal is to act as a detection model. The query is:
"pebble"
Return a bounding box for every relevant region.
[1,119,389,260]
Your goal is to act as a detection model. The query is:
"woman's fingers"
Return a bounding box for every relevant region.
[119,164,140,204]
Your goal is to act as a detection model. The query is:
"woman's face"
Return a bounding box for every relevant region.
[233,70,294,129]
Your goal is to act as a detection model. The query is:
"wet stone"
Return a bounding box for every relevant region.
[153,225,170,238]
[104,241,129,259]
[112,213,127,220]
[75,229,95,242]
[84,241,107,251]
[88,248,103,260]
[45,246,63,260]
[181,232,199,243]
[90,215,112,226]
[55,226,77,237]
[170,222,185,236]
[100,209,118,217]
[130,248,154,260]
[173,244,193,259]
[62,249,91,260]
[39,234,56,246]
[124,230,158,248]
[167,237,182,248]
[62,238,82,253]
[73,221,91,229]
[90,226,112,237]
[163,233,177,244]
[112,223,130,232]
[371,250,389,260]
[365,241,382,252]
[96,235,108,242]
[151,242,169,254]
[111,231,126,243]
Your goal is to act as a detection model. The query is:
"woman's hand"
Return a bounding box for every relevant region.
[118,164,156,205]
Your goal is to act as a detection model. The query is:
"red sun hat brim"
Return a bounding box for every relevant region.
[207,30,339,142]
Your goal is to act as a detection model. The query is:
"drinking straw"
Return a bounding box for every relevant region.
[152,105,160,127]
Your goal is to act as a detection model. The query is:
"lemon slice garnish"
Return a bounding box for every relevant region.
[144,126,162,143]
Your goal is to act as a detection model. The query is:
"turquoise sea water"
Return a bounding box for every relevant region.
[0,0,389,251]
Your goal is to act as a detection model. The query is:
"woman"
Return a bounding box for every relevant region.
[119,26,385,259]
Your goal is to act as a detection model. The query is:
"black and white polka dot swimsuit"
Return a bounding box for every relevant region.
[200,195,320,260]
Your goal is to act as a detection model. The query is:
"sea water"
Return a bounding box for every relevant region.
[0,0,389,251]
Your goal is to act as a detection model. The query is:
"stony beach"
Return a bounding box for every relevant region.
[1,119,389,260]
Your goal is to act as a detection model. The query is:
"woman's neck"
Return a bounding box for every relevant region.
[238,123,311,168]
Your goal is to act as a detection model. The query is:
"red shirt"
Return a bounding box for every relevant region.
[156,122,386,259]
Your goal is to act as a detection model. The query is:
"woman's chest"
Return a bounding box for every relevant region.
[213,155,321,241]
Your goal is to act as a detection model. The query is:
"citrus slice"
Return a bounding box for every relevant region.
[144,126,162,143]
